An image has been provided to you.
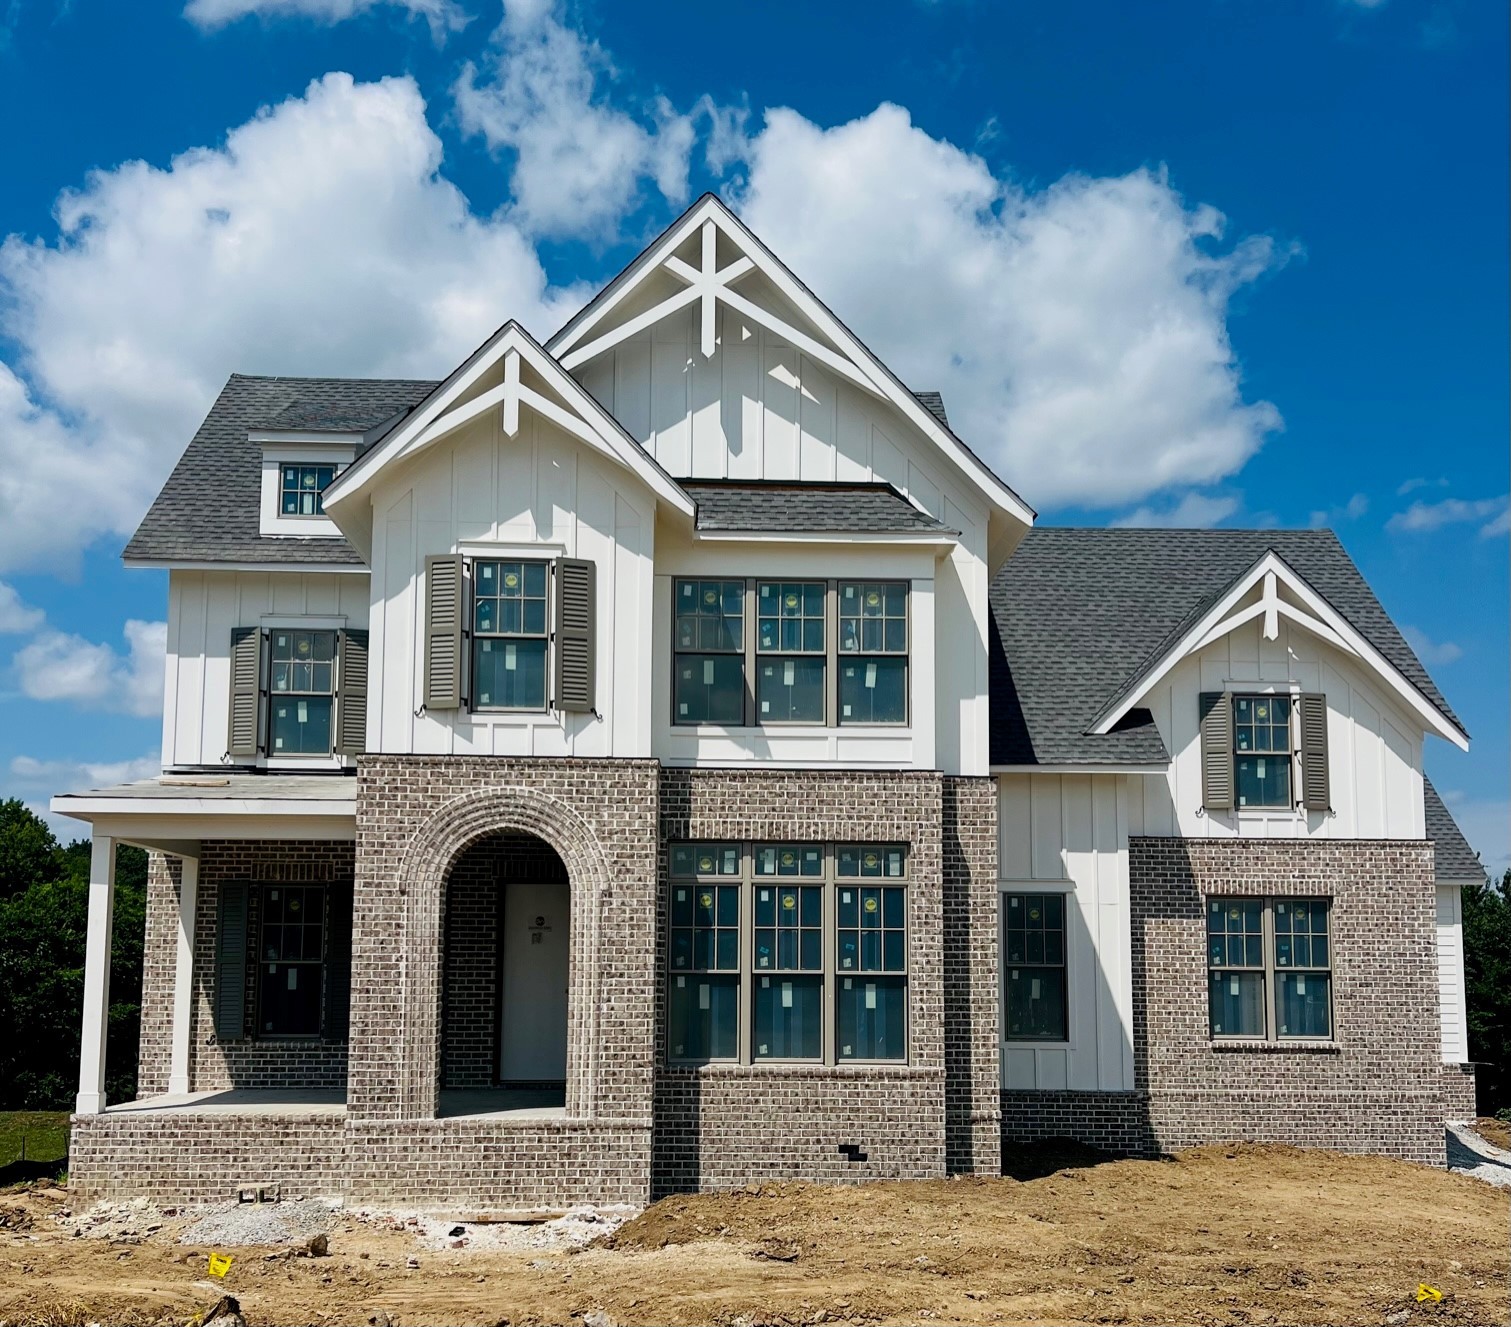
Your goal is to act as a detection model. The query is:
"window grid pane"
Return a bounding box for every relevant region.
[757,582,826,653]
[1206,896,1333,1042]
[280,464,336,517]
[837,582,907,654]
[675,579,745,652]
[1233,695,1293,808]
[1003,892,1068,1041]
[257,884,325,1037]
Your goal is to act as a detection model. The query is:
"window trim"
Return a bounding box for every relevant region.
[1206,894,1334,1043]
[265,626,339,758]
[1228,686,1299,813]
[666,841,910,1067]
[999,887,1071,1046]
[670,577,912,730]
[252,882,329,1041]
[469,557,553,714]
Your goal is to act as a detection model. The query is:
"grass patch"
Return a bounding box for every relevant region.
[0,1110,71,1186]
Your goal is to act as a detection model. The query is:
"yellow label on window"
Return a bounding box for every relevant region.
[864,896,879,913]
[782,893,796,910]
[699,891,713,908]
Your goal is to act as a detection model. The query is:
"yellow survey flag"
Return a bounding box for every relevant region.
[1416,1283,1442,1303]
[207,1252,234,1278]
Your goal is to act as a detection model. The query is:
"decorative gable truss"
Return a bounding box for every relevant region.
[1091,550,1470,751]
[548,193,1035,535]
[319,321,695,556]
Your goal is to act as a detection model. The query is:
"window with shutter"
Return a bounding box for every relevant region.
[227,627,265,758]
[1198,691,1234,812]
[1299,692,1330,812]
[554,557,596,713]
[424,554,464,710]
[336,629,369,755]
[215,882,249,1041]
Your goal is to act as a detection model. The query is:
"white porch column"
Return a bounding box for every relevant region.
[167,854,200,1096]
[75,833,117,1116]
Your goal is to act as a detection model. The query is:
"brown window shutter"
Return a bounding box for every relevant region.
[227,626,265,758]
[215,882,249,1041]
[1199,690,1234,812]
[553,557,596,713]
[335,629,369,756]
[322,880,354,1042]
[1299,692,1330,812]
[423,554,464,710]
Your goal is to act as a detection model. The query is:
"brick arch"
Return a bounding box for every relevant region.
[395,785,613,1120]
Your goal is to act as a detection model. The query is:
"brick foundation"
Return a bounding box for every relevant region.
[999,1090,1156,1155]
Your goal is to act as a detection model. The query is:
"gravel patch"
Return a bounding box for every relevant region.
[58,1197,169,1241]
[179,1198,340,1246]
[1447,1123,1511,1190]
[353,1204,638,1252]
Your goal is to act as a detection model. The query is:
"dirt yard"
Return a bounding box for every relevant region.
[1,1142,1507,1327]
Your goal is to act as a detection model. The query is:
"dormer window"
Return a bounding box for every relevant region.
[280,464,338,518]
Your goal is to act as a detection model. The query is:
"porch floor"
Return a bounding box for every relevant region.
[99,1087,567,1120]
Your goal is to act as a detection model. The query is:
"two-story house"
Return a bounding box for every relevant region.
[54,194,1483,1209]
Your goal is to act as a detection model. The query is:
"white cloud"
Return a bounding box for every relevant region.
[1111,492,1240,529]
[5,751,162,840]
[1385,494,1510,536]
[0,581,43,634]
[1397,476,1447,496]
[726,104,1287,509]
[12,620,167,717]
[184,0,468,39]
[0,71,584,575]
[1402,625,1463,667]
[454,0,695,239]
[1307,492,1368,528]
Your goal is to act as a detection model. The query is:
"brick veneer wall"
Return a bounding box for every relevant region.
[1441,1063,1477,1121]
[652,768,999,1195]
[186,840,356,1092]
[1129,836,1447,1164]
[999,1090,1156,1155]
[135,853,182,1097]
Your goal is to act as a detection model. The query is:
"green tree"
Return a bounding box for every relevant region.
[1462,868,1511,1119]
[0,803,147,1108]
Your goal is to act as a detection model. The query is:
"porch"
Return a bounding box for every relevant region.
[102,1087,567,1120]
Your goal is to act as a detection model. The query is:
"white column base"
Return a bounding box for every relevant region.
[74,1090,105,1116]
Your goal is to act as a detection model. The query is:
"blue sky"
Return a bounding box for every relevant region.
[0,0,1504,867]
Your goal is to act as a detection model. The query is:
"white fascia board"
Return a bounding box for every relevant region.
[249,431,363,448]
[1091,550,1469,750]
[321,323,694,522]
[122,559,369,574]
[547,195,1036,530]
[990,764,1169,775]
[51,794,357,819]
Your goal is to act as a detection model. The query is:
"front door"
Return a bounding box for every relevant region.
[498,880,570,1082]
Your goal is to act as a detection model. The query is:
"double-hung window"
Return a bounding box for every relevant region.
[755,582,826,723]
[671,577,909,727]
[1208,896,1332,1040]
[1002,892,1069,1041]
[472,560,549,710]
[257,884,326,1036]
[280,464,337,517]
[268,629,336,755]
[838,581,908,724]
[1234,694,1293,808]
[667,842,909,1064]
[673,580,746,724]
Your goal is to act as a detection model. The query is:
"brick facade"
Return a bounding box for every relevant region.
[1129,836,1449,1165]
[1441,1063,1478,1121]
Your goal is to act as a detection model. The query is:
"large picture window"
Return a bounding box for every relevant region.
[1208,896,1332,1040]
[472,560,549,711]
[671,577,910,728]
[268,629,336,755]
[667,841,908,1064]
[1233,694,1293,808]
[1002,892,1068,1041]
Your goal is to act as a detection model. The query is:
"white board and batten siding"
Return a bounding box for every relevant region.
[998,773,1135,1092]
[1129,615,1426,840]
[366,407,655,758]
[162,569,370,767]
[1436,885,1470,1063]
[574,303,995,776]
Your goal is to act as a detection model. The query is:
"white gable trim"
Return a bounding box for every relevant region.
[1091,551,1468,750]
[321,322,694,519]
[547,195,1035,528]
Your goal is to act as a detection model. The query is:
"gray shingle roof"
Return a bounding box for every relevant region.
[912,391,949,428]
[990,527,1464,767]
[1424,778,1487,883]
[259,398,411,433]
[124,375,435,565]
[684,481,954,535]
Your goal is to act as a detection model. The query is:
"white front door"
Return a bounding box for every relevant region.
[499,880,570,1082]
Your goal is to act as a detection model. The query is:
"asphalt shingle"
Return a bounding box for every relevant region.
[124,374,435,565]
[1424,778,1487,883]
[684,481,954,534]
[989,527,1463,766]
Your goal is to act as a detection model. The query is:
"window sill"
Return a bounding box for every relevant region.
[1208,1039,1340,1054]
[668,1060,929,1076]
[669,723,912,736]
[1002,1040,1072,1050]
